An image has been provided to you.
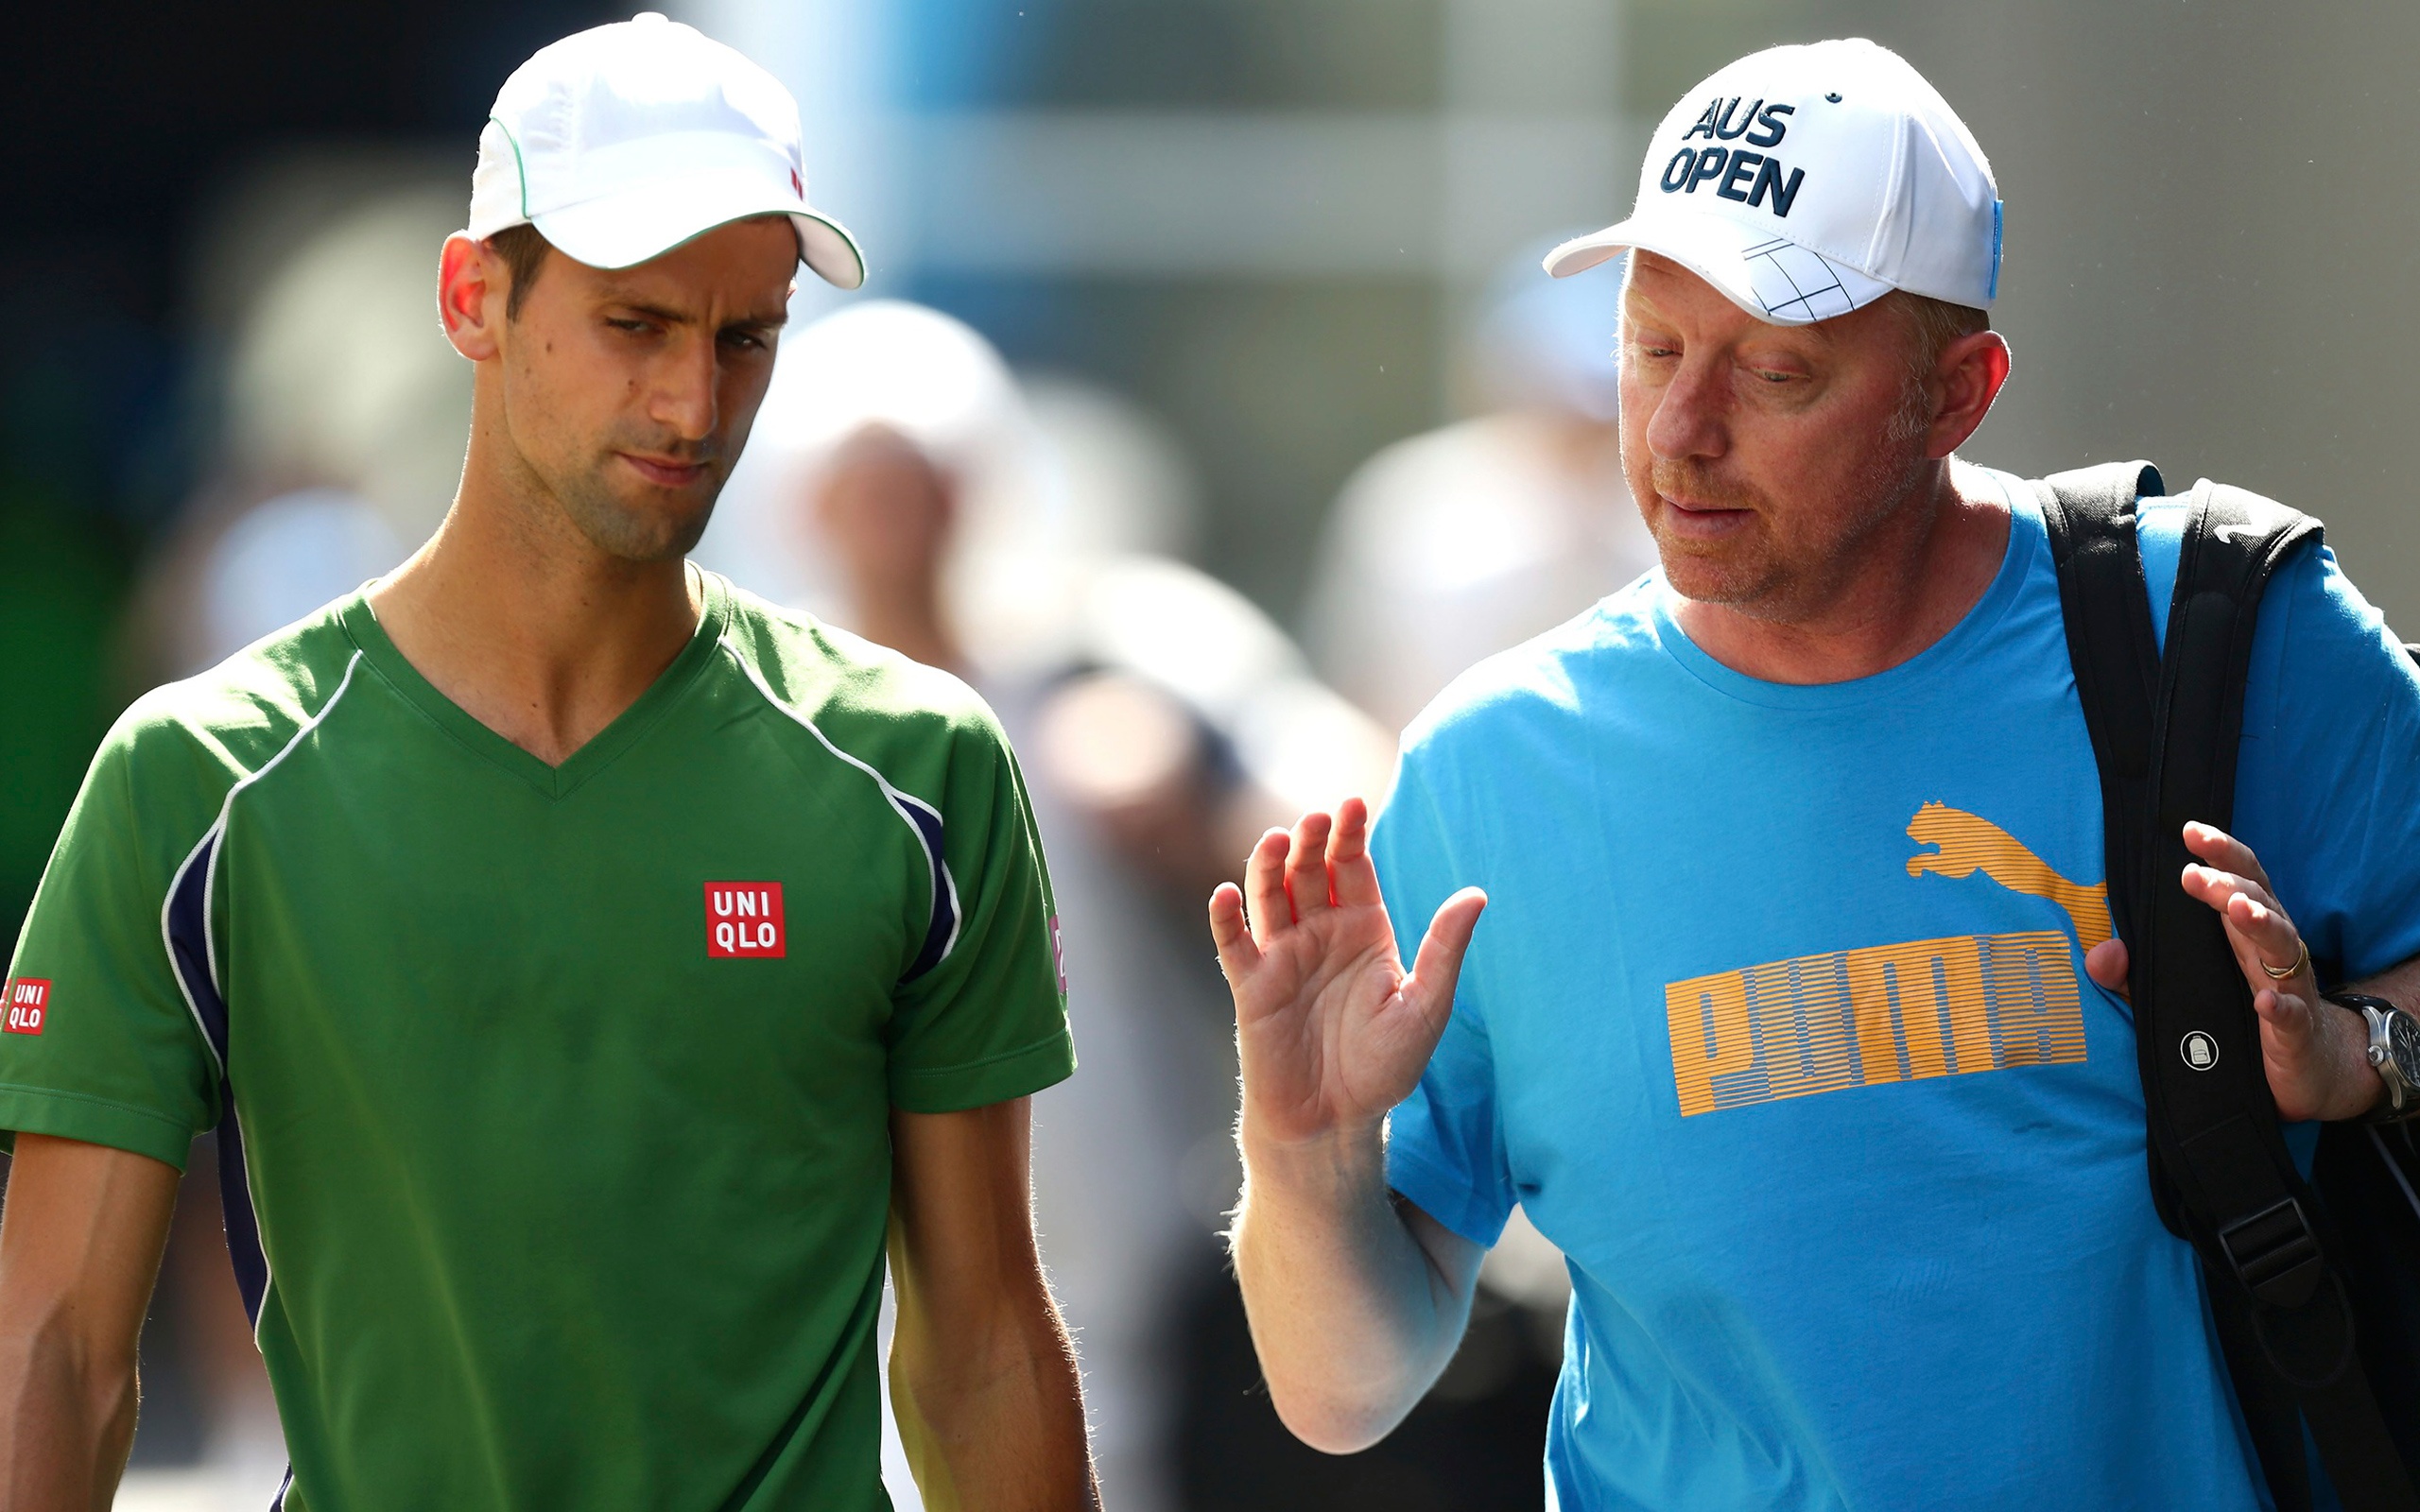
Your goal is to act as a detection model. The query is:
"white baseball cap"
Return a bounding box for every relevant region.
[1547,39,1999,324]
[467,11,864,289]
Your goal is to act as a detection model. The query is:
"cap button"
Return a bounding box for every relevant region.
[632,10,668,22]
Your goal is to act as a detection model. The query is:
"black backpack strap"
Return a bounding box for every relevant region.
[2035,461,2164,1012]
[2045,466,2418,1511]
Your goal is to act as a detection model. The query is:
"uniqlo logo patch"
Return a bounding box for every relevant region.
[705,883,786,958]
[5,978,49,1036]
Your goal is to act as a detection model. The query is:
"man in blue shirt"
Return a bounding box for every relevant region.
[1213,38,2420,1510]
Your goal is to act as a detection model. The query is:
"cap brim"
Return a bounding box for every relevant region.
[1544,211,1891,327]
[790,212,867,292]
[533,167,867,290]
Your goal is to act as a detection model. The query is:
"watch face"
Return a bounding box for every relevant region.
[2390,1011,2420,1089]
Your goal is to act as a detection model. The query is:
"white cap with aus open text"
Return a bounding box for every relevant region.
[1547,39,2000,324]
[467,11,865,289]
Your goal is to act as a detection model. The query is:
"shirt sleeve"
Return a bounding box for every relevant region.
[1,710,224,1170]
[1375,753,1515,1248]
[884,704,1076,1113]
[2234,540,2420,982]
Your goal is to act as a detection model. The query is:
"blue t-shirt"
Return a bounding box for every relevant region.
[1376,474,2420,1511]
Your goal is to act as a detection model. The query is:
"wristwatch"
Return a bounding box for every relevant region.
[2325,992,2420,1123]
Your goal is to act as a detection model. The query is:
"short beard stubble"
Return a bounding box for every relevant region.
[1638,397,1934,623]
[547,437,725,564]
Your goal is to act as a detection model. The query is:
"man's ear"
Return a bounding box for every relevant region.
[438,232,505,362]
[1924,328,2013,460]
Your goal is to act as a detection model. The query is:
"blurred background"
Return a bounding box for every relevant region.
[9,1,2420,1507]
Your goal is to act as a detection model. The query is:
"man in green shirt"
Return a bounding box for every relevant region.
[0,15,1095,1510]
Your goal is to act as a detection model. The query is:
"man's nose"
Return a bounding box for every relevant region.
[651,333,720,441]
[1644,356,1729,462]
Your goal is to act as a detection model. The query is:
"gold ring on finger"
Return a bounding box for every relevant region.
[2261,939,2309,982]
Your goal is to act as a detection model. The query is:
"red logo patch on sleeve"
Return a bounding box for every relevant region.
[5,978,49,1036]
[705,884,786,958]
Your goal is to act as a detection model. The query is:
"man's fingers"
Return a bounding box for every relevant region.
[2252,985,2308,1034]
[2223,891,2310,981]
[1244,828,1292,947]
[2253,988,2321,1071]
[2182,863,2280,919]
[1327,796,1382,908]
[2223,888,2291,949]
[2183,860,2309,982]
[1286,811,1337,918]
[2184,821,2273,890]
[1403,887,1488,1030]
[1209,882,1263,986]
[2083,937,2131,996]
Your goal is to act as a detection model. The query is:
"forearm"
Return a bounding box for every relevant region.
[887,1101,1098,1512]
[2346,954,2420,1015]
[1231,1116,1473,1452]
[889,1266,1096,1512]
[0,1135,180,1512]
[0,1295,139,1512]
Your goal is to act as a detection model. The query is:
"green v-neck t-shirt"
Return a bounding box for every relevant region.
[0,575,1075,1510]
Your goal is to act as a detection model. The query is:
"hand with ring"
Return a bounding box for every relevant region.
[2083,821,2384,1122]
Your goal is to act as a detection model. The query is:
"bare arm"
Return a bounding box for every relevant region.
[1213,799,1491,1452]
[0,1133,182,1512]
[887,1098,1098,1512]
[1231,1133,1485,1452]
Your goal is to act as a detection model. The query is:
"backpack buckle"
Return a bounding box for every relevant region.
[2218,1196,2325,1309]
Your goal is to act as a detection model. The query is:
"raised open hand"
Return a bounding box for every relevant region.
[2083,820,2383,1122]
[1208,799,1487,1149]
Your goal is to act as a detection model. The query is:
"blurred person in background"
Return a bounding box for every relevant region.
[0,17,1098,1511]
[1303,238,1658,736]
[132,183,474,686]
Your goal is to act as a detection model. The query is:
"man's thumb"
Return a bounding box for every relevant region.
[1406,887,1488,1022]
[2084,936,2131,998]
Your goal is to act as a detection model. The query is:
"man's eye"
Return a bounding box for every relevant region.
[606,318,653,334]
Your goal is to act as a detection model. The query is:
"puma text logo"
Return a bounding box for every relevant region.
[1661,805,2105,1119]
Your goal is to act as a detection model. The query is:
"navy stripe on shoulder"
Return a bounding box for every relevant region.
[216,1108,272,1330]
[899,796,959,983]
[164,830,229,1073]
[165,831,270,1328]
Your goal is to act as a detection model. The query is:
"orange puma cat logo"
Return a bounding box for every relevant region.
[1906,801,2112,954]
